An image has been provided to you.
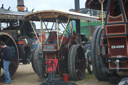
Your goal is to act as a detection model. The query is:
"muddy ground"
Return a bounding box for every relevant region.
[0,64,109,85]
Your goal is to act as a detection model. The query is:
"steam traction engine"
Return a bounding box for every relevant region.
[0,4,36,79]
[25,10,97,80]
[86,0,128,81]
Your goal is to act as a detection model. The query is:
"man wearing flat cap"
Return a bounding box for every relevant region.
[0,41,12,84]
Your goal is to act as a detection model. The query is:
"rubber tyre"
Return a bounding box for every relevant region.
[34,47,45,79]
[91,27,103,80]
[96,28,109,81]
[68,44,86,81]
[32,47,41,75]
[31,49,37,73]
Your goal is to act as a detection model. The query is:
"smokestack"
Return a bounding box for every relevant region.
[74,0,80,33]
[17,0,25,11]
[75,0,80,12]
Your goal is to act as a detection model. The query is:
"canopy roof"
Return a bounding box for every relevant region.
[0,8,30,22]
[25,10,98,22]
[85,0,108,10]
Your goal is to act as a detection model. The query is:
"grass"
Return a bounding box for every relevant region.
[83,72,95,81]
[71,71,96,83]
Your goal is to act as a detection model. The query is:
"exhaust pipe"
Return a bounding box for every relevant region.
[74,0,80,33]
[75,0,80,12]
[17,0,25,11]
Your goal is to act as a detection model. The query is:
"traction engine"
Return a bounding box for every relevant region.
[24,10,95,81]
[87,0,128,81]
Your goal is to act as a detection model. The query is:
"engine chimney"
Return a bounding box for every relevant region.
[74,0,80,33]
[75,0,80,12]
[17,0,25,11]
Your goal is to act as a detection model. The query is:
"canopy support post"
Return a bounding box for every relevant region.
[56,19,59,50]
[30,22,41,46]
[59,18,70,50]
[40,19,43,48]
[70,21,73,36]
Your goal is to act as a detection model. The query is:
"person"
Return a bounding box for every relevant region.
[0,41,12,84]
[32,40,39,49]
[0,49,2,76]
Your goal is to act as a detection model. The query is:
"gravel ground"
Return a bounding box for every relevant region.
[0,64,42,85]
[0,64,109,85]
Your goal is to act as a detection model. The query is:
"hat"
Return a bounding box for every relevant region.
[0,41,6,45]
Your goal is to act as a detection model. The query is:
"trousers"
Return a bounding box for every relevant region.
[3,60,11,83]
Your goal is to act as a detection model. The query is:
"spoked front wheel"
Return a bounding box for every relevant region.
[68,44,86,80]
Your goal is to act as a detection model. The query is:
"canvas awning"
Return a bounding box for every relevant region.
[25,10,98,22]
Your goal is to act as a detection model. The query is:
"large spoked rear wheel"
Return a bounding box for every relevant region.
[68,44,86,81]
[0,32,19,80]
[92,28,109,81]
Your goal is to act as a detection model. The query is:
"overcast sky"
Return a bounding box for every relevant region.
[0,0,86,12]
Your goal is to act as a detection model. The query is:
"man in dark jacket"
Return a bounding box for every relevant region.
[0,41,12,84]
[0,49,2,76]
